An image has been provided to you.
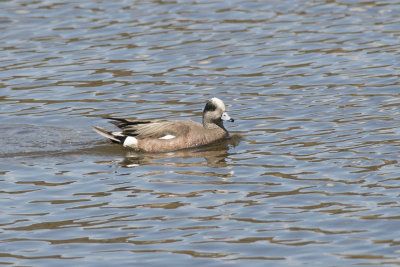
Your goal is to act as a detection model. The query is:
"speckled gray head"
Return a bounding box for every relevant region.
[204,97,234,122]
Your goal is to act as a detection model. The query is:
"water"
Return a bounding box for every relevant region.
[1,0,400,266]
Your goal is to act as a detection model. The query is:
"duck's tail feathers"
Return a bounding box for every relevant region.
[92,126,126,144]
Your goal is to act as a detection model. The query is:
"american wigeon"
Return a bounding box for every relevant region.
[93,97,234,152]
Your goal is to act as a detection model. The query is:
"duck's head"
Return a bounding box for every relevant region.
[202,97,234,128]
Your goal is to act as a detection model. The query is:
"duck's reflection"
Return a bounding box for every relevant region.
[119,134,242,168]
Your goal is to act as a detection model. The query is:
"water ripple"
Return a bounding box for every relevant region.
[1,0,400,266]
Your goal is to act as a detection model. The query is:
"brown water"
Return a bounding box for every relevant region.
[1,0,400,266]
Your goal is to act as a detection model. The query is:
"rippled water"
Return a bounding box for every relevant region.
[1,0,400,266]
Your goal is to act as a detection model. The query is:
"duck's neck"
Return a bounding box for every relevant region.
[203,120,226,131]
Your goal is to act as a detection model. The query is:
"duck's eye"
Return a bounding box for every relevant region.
[204,102,216,112]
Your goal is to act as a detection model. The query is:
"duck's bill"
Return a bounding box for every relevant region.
[221,112,234,122]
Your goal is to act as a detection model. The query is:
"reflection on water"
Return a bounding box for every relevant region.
[1,0,400,266]
[120,134,242,168]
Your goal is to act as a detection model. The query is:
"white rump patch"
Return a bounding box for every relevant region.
[123,136,138,148]
[159,134,175,140]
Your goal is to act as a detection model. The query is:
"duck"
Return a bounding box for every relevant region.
[93,97,234,152]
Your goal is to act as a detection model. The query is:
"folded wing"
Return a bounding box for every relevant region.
[106,117,192,139]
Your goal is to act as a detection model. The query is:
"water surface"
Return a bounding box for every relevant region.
[1,0,400,266]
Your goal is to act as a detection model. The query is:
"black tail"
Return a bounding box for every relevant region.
[92,126,126,144]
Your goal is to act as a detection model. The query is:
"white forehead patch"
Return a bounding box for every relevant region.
[210,97,225,110]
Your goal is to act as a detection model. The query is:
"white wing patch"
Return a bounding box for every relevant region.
[159,134,175,140]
